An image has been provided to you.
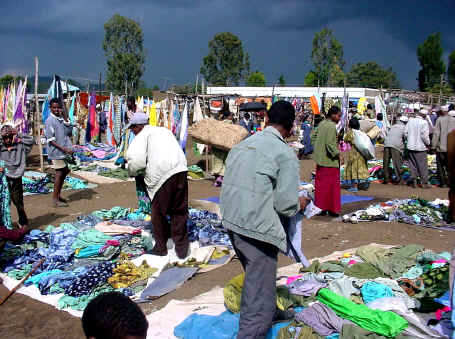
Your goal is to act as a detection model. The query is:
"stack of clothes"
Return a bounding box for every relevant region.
[0,206,232,312]
[73,143,117,163]
[22,171,90,195]
[342,199,453,229]
[175,244,453,338]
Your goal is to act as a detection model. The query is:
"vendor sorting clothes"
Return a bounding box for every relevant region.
[126,112,189,259]
[405,109,431,189]
[0,123,33,239]
[45,98,76,207]
[220,101,310,339]
[383,115,408,185]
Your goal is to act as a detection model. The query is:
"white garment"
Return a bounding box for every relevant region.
[368,297,445,338]
[405,116,430,151]
[126,125,187,201]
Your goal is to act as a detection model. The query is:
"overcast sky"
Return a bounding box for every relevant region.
[1,0,454,89]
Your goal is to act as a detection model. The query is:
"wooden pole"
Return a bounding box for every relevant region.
[98,72,102,141]
[0,258,44,305]
[34,57,44,172]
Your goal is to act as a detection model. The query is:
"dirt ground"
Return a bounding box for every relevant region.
[1,155,454,338]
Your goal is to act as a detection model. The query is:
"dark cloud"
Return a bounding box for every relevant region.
[0,0,454,89]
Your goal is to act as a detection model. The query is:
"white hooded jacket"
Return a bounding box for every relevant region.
[126,125,187,201]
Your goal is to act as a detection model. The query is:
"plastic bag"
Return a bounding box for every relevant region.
[353,129,375,160]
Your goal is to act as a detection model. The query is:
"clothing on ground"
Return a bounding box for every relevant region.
[295,302,352,336]
[317,288,408,337]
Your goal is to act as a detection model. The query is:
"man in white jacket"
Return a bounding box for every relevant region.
[126,113,189,259]
[405,109,431,189]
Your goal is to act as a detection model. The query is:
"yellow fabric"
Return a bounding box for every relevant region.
[343,130,369,180]
[108,260,157,289]
[149,102,157,126]
[223,273,289,313]
[357,97,367,115]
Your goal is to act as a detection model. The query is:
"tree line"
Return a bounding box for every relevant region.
[3,15,453,95]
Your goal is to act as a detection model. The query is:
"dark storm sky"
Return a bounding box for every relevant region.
[1,0,454,89]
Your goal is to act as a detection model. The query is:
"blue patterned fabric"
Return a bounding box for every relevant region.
[0,160,12,229]
[64,262,115,297]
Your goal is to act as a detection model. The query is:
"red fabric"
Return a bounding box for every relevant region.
[314,165,341,213]
[0,225,26,241]
[78,93,109,107]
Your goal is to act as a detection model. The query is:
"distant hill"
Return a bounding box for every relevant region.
[27,75,105,93]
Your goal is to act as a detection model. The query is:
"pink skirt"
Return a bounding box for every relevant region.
[314,165,341,213]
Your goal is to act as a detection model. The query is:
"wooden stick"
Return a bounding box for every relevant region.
[0,258,45,305]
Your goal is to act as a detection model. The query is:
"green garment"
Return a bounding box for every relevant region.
[98,168,130,181]
[356,244,424,279]
[220,126,300,252]
[317,288,408,337]
[7,264,32,279]
[320,261,346,273]
[277,321,324,339]
[340,324,408,339]
[311,119,339,168]
[92,206,131,220]
[71,229,113,250]
[345,263,386,279]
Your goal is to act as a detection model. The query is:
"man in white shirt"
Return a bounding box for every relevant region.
[405,109,431,188]
[126,113,189,258]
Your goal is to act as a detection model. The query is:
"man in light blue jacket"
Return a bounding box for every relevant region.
[221,101,309,339]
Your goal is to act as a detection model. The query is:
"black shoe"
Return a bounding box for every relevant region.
[272,309,295,322]
[147,247,168,256]
[317,211,328,216]
[328,211,340,217]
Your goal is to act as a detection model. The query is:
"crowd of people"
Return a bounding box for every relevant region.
[0,95,454,338]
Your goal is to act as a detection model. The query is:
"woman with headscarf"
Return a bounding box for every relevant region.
[343,118,370,192]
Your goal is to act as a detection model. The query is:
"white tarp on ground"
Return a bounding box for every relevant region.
[0,243,222,318]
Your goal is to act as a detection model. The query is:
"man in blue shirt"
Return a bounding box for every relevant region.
[45,98,75,207]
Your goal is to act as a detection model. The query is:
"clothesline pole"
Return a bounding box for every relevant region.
[34,56,44,172]
[205,145,209,177]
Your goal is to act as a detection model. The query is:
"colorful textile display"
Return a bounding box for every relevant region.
[85,92,99,143]
[0,161,12,229]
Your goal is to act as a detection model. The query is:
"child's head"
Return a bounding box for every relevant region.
[82,292,148,339]
[1,124,15,146]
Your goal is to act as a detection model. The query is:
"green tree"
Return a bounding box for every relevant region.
[328,63,345,87]
[304,71,318,86]
[103,14,146,93]
[172,83,196,94]
[448,50,455,91]
[426,82,454,96]
[347,62,400,88]
[246,71,266,86]
[311,28,345,86]
[200,32,250,86]
[152,85,160,91]
[417,33,445,91]
[278,75,286,86]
